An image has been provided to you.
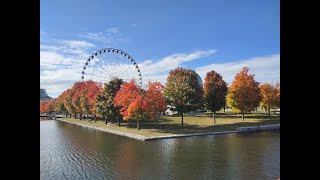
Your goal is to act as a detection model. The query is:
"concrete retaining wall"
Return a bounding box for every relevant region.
[56,118,280,141]
[236,124,280,132]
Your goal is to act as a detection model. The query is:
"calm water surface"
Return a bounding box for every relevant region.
[40,120,280,179]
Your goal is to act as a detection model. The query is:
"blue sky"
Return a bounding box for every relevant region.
[40,0,280,98]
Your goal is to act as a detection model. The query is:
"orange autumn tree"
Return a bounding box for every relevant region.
[55,91,68,117]
[40,101,48,114]
[226,67,261,121]
[63,88,77,118]
[71,82,86,120]
[45,99,56,113]
[40,100,55,114]
[79,80,101,121]
[260,82,280,118]
[114,80,167,130]
[86,80,102,122]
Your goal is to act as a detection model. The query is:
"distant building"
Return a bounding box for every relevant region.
[195,72,203,87]
[40,88,52,101]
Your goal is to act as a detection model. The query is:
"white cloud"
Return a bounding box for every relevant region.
[78,28,123,44]
[106,27,119,33]
[62,40,95,49]
[195,54,280,85]
[78,32,111,43]
[140,50,216,76]
[40,39,95,98]
[139,50,216,84]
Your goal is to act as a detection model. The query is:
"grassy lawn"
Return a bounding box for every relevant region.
[60,113,280,137]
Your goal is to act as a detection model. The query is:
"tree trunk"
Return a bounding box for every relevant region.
[242,111,244,121]
[118,119,121,127]
[137,119,140,130]
[181,113,184,127]
[213,111,216,124]
[223,106,225,113]
[80,114,82,121]
[69,114,71,118]
[268,108,271,119]
[74,114,77,119]
[94,115,97,123]
[105,116,107,124]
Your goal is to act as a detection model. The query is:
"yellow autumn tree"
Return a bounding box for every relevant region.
[260,82,280,118]
[226,67,261,121]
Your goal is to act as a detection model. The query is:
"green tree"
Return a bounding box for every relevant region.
[226,67,261,121]
[163,68,203,127]
[203,70,228,124]
[95,78,124,126]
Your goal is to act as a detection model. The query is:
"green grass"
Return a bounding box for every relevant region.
[60,113,280,137]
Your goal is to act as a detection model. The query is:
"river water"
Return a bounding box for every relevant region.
[40,120,280,179]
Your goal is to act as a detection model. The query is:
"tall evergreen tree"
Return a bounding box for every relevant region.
[95,78,124,126]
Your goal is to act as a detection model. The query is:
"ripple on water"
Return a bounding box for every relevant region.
[41,120,280,179]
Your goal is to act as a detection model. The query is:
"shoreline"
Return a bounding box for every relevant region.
[55,118,280,141]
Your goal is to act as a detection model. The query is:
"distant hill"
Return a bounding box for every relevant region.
[40,88,52,101]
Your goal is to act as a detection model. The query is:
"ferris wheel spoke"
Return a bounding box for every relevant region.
[88,66,111,77]
[84,73,110,80]
[92,59,114,78]
[118,64,134,77]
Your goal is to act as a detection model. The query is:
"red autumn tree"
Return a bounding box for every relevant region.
[114,80,167,130]
[144,82,167,119]
[226,67,261,121]
[126,95,147,130]
[203,70,228,124]
[114,80,140,120]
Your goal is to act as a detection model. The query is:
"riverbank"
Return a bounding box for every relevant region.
[56,114,280,141]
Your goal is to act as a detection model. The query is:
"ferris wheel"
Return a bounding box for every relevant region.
[81,48,142,87]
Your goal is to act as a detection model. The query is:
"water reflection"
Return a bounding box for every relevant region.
[40,120,280,179]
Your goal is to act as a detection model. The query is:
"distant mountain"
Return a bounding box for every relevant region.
[40,88,52,101]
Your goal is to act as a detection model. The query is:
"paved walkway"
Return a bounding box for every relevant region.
[56,118,280,141]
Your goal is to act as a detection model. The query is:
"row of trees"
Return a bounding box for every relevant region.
[40,67,279,129]
[40,99,55,114]
[163,67,280,126]
[40,78,167,130]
